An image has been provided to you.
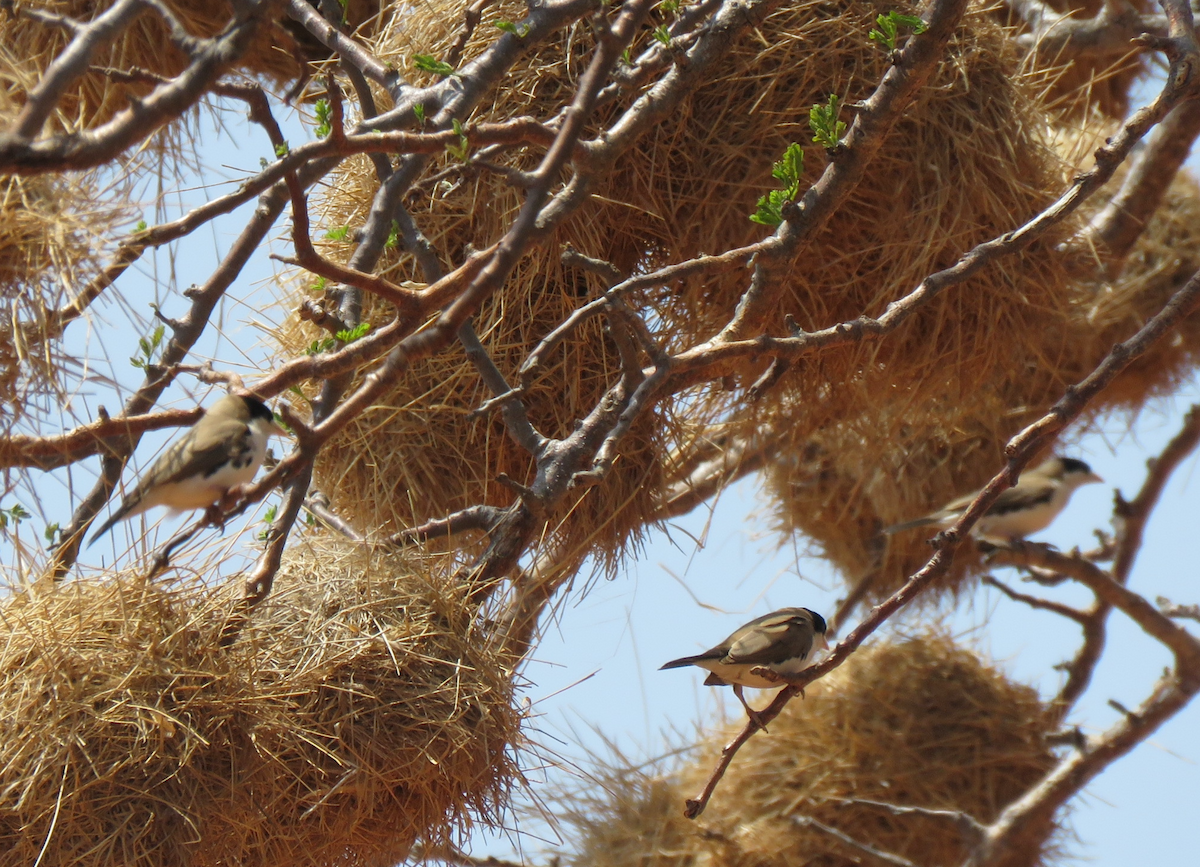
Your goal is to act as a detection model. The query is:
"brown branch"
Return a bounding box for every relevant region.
[982,575,1090,624]
[385,506,505,548]
[791,816,922,867]
[444,0,496,69]
[963,560,1200,867]
[0,4,265,173]
[655,432,776,522]
[831,797,986,842]
[303,493,364,543]
[10,0,148,140]
[716,0,970,342]
[1088,99,1200,260]
[1011,0,1167,59]
[283,0,400,90]
[0,409,199,471]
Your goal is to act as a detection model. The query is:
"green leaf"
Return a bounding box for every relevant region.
[447,119,471,162]
[324,225,351,241]
[135,219,147,233]
[256,505,278,541]
[385,220,399,249]
[809,94,846,149]
[413,103,426,127]
[749,142,804,226]
[306,337,337,356]
[130,324,165,368]
[44,522,59,546]
[336,321,372,344]
[494,19,529,36]
[314,98,332,138]
[653,24,670,45]
[274,141,290,158]
[659,0,680,14]
[412,54,455,77]
[869,11,926,51]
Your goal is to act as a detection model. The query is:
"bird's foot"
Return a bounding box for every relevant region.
[203,502,228,531]
[751,666,807,698]
[745,707,769,731]
[750,666,786,684]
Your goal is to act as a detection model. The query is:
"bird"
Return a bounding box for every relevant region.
[88,393,286,545]
[880,456,1103,543]
[660,607,829,728]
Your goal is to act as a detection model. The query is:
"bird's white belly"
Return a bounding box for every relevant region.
[695,652,820,689]
[139,460,260,512]
[974,497,1061,541]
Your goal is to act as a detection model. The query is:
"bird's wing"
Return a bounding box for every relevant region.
[131,418,251,495]
[722,611,814,666]
[987,480,1056,514]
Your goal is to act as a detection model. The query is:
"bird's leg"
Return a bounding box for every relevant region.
[733,684,768,731]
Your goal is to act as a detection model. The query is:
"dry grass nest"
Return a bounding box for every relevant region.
[554,635,1059,867]
[997,0,1152,120]
[0,538,522,867]
[2,0,385,130]
[280,0,1087,568]
[762,123,1200,602]
[0,64,132,416]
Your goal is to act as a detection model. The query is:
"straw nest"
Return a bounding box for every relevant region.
[555,635,1059,867]
[279,0,1084,567]
[2,0,384,130]
[0,66,131,416]
[0,539,521,867]
[998,0,1150,120]
[1073,167,1200,409]
[762,121,1200,602]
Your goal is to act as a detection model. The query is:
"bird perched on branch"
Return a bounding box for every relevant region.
[660,607,829,728]
[88,393,286,545]
[880,456,1103,544]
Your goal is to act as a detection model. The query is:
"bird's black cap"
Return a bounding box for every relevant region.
[1059,457,1093,475]
[241,395,275,422]
[805,608,828,634]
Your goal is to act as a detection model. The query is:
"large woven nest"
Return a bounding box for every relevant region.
[555,635,1059,867]
[0,539,521,867]
[765,125,1200,602]
[280,0,1084,568]
[998,0,1151,120]
[0,62,130,416]
[2,0,384,130]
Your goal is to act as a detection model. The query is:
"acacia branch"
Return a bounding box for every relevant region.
[10,0,147,139]
[0,3,265,173]
[792,816,922,867]
[1087,99,1200,260]
[283,0,401,91]
[982,575,1090,624]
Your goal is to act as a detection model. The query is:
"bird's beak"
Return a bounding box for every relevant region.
[1086,471,1104,485]
[818,633,830,652]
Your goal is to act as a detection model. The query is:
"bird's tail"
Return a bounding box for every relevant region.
[86,509,126,547]
[879,515,939,536]
[659,654,715,670]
